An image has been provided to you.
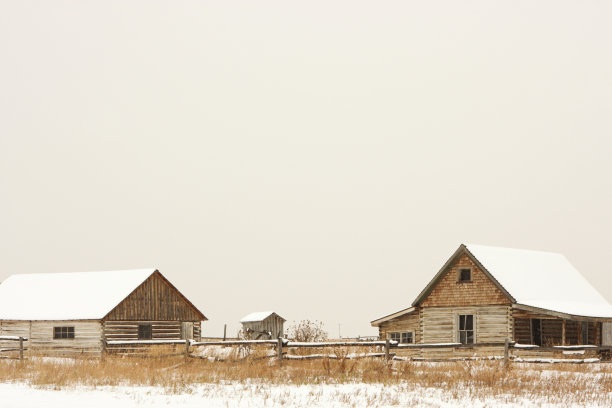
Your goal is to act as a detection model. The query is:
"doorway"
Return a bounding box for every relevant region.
[531,319,542,346]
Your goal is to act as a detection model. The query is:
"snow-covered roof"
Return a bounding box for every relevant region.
[240,311,285,323]
[462,244,612,319]
[0,269,156,320]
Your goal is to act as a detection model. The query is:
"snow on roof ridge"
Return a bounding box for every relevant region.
[3,268,157,278]
[463,243,563,256]
[0,268,157,320]
[462,243,612,318]
[240,311,277,323]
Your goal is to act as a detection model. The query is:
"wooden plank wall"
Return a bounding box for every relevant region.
[193,322,201,341]
[513,318,531,344]
[0,320,30,339]
[512,309,601,346]
[1,320,104,357]
[378,310,421,343]
[103,321,202,341]
[30,321,102,357]
[105,273,203,321]
[243,316,284,339]
[104,321,181,341]
[603,322,612,345]
[0,320,30,356]
[421,305,511,344]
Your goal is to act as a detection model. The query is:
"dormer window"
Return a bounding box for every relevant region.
[458,268,471,282]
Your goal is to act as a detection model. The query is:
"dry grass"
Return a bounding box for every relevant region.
[1,346,612,406]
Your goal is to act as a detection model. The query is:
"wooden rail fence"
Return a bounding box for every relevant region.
[0,336,27,360]
[102,337,612,363]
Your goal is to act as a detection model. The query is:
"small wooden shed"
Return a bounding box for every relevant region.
[240,311,285,340]
[0,269,207,357]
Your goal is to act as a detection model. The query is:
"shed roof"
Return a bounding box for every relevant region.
[413,244,612,319]
[240,311,286,323]
[0,269,202,321]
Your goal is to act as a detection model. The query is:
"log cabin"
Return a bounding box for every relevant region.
[240,311,285,340]
[371,244,612,348]
[0,269,206,357]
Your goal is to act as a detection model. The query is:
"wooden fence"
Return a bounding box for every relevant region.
[0,336,27,360]
[102,338,612,363]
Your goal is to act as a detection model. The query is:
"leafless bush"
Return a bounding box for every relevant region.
[286,320,328,342]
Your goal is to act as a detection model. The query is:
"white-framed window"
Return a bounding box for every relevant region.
[458,314,474,344]
[389,331,414,344]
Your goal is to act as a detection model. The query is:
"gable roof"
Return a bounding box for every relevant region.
[240,311,286,323]
[0,269,205,321]
[413,243,612,319]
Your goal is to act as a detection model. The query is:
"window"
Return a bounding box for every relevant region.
[53,326,75,339]
[138,324,153,340]
[458,268,471,282]
[458,315,474,344]
[389,332,413,344]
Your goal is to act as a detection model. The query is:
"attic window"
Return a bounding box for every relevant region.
[53,326,74,339]
[458,268,471,282]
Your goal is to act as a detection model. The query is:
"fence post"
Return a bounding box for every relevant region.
[277,337,283,362]
[504,337,509,366]
[19,337,23,361]
[101,338,106,361]
[385,338,390,360]
[184,339,190,359]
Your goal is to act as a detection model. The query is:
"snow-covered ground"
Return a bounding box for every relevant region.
[0,381,609,408]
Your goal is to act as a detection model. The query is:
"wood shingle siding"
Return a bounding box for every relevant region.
[420,254,510,307]
[105,272,204,321]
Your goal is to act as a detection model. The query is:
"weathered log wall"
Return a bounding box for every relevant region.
[421,305,512,344]
[103,321,202,341]
[377,310,421,343]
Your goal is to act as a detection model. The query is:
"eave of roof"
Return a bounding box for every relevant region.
[370,306,417,327]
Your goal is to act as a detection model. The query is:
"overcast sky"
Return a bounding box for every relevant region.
[1,1,611,338]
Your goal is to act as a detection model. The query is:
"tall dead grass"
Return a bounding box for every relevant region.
[1,349,612,405]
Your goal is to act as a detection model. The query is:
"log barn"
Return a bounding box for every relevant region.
[0,269,206,357]
[240,311,285,339]
[371,244,612,351]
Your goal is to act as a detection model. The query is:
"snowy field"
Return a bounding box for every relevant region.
[0,380,610,408]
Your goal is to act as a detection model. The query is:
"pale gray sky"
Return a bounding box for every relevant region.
[1,1,611,338]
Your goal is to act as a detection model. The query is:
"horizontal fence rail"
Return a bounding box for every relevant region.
[0,336,27,360]
[85,338,612,363]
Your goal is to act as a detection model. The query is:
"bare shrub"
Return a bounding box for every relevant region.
[286,320,328,342]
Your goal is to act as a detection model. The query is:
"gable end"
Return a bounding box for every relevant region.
[412,244,516,307]
[103,271,207,321]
